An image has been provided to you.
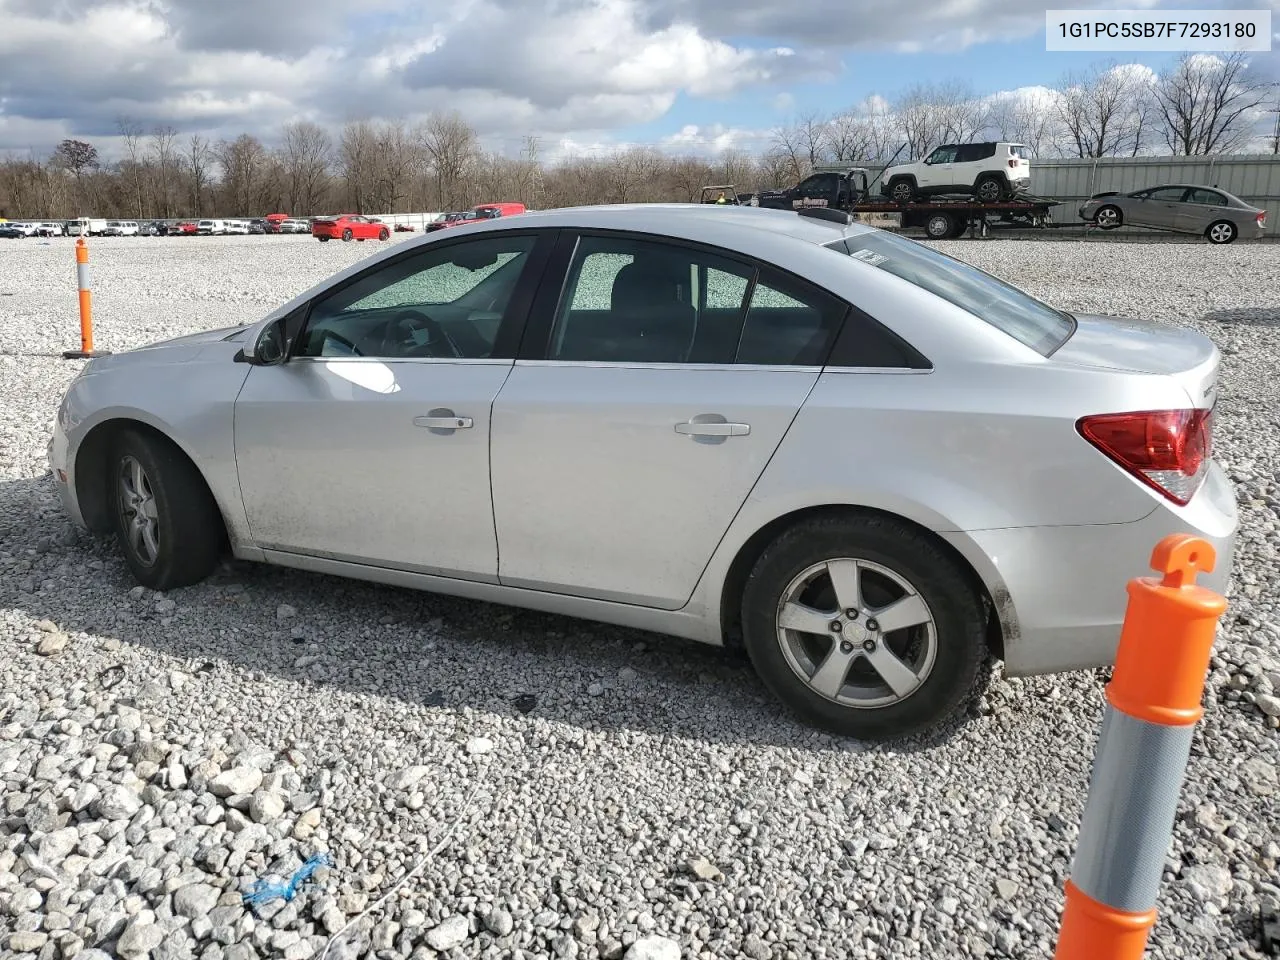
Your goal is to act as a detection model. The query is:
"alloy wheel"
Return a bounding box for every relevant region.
[119,455,160,566]
[775,558,937,709]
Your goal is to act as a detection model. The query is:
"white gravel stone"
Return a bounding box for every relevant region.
[425,914,469,950]
[625,936,681,960]
[0,237,1278,960]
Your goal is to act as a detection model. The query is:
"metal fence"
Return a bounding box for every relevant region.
[1029,154,1280,232]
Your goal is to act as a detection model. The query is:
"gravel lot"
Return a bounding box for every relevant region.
[1,233,1278,960]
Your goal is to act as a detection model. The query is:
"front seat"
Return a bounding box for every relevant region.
[606,254,697,363]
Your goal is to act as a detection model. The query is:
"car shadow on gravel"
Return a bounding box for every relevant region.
[1,475,985,754]
[1203,306,1280,326]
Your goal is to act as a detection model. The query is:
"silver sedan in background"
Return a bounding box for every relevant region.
[1079,183,1266,243]
[48,204,1238,740]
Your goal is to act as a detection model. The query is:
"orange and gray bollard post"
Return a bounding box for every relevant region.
[1053,533,1228,960]
[62,236,108,360]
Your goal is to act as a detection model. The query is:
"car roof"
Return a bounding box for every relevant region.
[487,202,873,246]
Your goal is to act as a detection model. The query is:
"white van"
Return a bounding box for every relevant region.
[103,220,140,236]
[196,219,227,235]
[224,219,250,235]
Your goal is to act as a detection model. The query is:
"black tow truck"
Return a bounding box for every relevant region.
[753,162,1062,239]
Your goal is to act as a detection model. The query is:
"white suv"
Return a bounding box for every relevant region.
[880,142,1031,204]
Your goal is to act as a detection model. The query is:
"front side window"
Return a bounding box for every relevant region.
[925,146,958,164]
[295,235,537,359]
[830,232,1074,356]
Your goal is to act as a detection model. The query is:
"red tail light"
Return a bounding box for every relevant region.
[1076,408,1213,506]
[1257,211,1266,226]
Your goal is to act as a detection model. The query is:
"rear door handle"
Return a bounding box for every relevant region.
[675,419,750,437]
[414,412,473,431]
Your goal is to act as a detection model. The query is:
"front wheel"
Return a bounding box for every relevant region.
[110,429,222,590]
[741,514,986,741]
[378,228,390,241]
[1206,220,1236,245]
[1094,205,1122,229]
[889,179,915,204]
[342,228,353,242]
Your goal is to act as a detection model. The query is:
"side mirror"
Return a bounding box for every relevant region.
[234,316,289,365]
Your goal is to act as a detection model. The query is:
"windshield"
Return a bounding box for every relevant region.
[829,231,1074,356]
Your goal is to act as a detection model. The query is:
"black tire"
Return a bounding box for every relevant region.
[740,514,986,741]
[925,214,954,239]
[317,235,329,242]
[948,219,969,239]
[110,428,222,590]
[378,228,390,241]
[1094,205,1122,230]
[889,178,915,204]
[342,228,353,242]
[974,175,1006,203]
[1206,220,1236,245]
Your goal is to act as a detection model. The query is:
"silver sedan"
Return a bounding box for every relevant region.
[1079,183,1266,243]
[48,204,1238,739]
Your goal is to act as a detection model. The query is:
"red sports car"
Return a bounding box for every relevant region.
[311,215,391,243]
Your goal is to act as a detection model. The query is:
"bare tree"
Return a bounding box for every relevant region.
[185,135,213,216]
[988,90,1060,157]
[1154,53,1272,155]
[51,139,99,212]
[215,133,272,214]
[894,81,989,160]
[281,120,331,214]
[117,116,147,217]
[771,113,830,180]
[416,111,479,209]
[1054,61,1153,157]
[338,120,377,212]
[149,125,179,218]
[372,121,418,212]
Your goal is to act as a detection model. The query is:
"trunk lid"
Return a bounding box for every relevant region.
[1051,313,1219,407]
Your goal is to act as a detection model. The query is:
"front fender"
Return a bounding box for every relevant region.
[60,352,257,554]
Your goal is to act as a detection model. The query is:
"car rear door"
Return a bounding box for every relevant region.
[488,229,849,609]
[233,228,554,581]
[1178,188,1230,235]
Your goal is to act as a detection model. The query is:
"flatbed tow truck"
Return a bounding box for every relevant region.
[751,160,1062,239]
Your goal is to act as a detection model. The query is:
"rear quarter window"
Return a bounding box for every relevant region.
[829,233,1074,356]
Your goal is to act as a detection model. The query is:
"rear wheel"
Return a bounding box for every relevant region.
[975,176,1006,203]
[1206,220,1236,245]
[741,514,986,741]
[317,235,329,242]
[110,429,222,590]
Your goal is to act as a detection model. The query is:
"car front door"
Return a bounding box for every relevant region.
[489,230,850,609]
[918,145,957,191]
[233,229,553,580]
[794,173,841,208]
[1127,187,1188,229]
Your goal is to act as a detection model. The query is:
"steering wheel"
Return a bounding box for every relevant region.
[379,309,462,358]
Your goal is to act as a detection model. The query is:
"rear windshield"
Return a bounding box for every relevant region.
[828,232,1074,356]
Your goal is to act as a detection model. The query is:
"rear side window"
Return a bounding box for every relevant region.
[1187,189,1227,206]
[1009,145,1032,159]
[829,233,1074,356]
[955,143,995,162]
[735,267,847,366]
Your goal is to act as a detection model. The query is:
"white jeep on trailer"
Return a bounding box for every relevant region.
[880,141,1031,204]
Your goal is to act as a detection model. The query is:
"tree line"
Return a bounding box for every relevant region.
[1,52,1275,221]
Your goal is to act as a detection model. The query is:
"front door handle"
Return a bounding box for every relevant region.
[676,421,750,437]
[414,410,473,433]
[675,414,750,443]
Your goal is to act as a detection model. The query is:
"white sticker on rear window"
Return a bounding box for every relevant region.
[848,249,888,266]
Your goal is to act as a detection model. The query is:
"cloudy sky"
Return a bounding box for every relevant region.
[0,0,1277,159]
